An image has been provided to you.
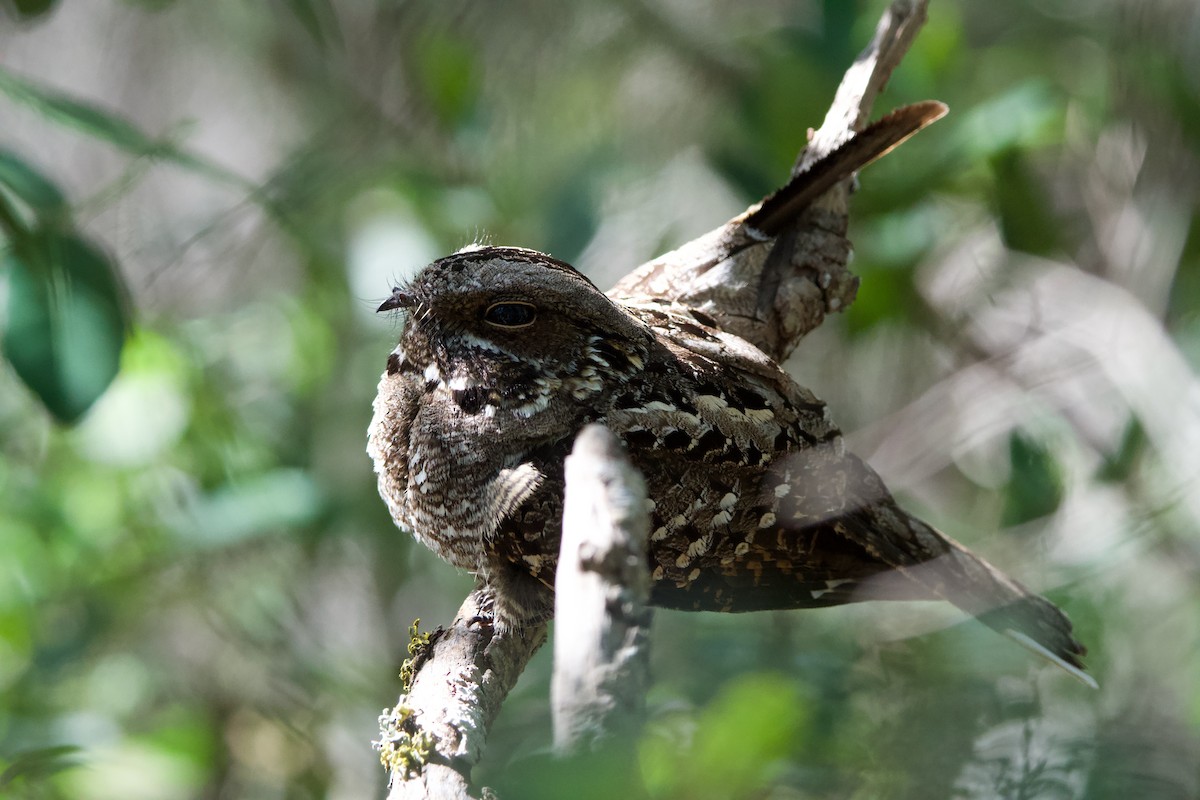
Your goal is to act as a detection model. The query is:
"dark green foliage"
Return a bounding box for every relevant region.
[1002,432,1064,527]
[990,146,1064,257]
[410,31,481,130]
[2,230,127,423]
[0,0,57,21]
[0,150,67,223]
[1096,420,1146,484]
[0,152,129,422]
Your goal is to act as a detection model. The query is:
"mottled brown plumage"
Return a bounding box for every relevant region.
[367,246,1090,681]
[367,104,1092,685]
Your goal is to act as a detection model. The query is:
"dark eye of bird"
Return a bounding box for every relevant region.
[483,302,537,328]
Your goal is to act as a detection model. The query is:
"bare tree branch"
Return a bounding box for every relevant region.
[801,0,932,174]
[378,592,547,799]
[609,0,934,362]
[552,425,653,754]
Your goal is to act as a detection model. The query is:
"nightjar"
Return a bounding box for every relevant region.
[367,106,1092,686]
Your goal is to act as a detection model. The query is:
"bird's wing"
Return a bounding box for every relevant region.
[616,302,1092,683]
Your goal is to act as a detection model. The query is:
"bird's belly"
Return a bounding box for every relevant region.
[397,413,505,572]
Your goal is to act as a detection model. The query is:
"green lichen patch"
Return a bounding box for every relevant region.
[374,703,437,780]
[399,618,438,692]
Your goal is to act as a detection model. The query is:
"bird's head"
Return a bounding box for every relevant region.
[378,246,649,423]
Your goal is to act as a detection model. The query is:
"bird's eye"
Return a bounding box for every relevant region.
[483,302,537,328]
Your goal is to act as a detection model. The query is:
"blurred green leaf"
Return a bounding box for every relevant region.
[412,33,480,128]
[0,67,251,189]
[689,674,805,793]
[1001,432,1064,527]
[177,468,324,547]
[3,229,129,423]
[0,0,58,21]
[543,162,601,262]
[735,45,834,178]
[0,149,68,233]
[0,68,168,155]
[0,745,82,787]
[1096,418,1146,483]
[990,146,1064,256]
[641,673,806,799]
[282,0,342,50]
[493,742,646,800]
[844,266,921,335]
[956,81,1063,160]
[139,710,220,772]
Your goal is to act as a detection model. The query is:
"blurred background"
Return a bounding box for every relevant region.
[2,0,1198,798]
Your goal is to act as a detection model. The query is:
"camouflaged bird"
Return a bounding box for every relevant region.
[367,103,1093,686]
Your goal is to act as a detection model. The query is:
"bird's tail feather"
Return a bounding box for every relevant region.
[879,515,1096,688]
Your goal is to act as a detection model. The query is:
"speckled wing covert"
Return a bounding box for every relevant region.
[623,304,1092,684]
[480,296,1091,686]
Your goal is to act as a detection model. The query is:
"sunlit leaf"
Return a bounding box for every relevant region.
[640,673,807,798]
[689,674,805,793]
[956,82,1063,157]
[3,228,129,423]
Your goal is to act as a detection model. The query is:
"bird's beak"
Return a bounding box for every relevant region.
[377,288,413,313]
